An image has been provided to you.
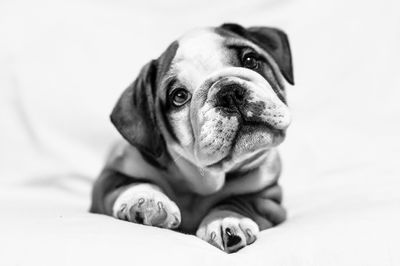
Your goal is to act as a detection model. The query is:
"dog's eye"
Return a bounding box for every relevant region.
[242,53,259,70]
[171,88,191,107]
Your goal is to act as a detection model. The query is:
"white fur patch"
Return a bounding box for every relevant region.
[174,29,227,91]
[198,105,239,160]
[112,183,181,228]
[196,209,259,253]
[169,109,193,146]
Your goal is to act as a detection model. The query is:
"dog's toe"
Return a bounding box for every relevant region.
[196,210,259,253]
[220,218,247,252]
[225,228,242,247]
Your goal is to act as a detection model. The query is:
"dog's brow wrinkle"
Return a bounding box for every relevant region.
[224,38,258,50]
[226,44,250,50]
[163,74,177,86]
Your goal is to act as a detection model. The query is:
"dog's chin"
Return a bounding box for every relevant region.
[231,123,284,157]
[201,124,284,171]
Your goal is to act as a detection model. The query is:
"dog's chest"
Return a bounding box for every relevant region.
[109,142,281,232]
[172,193,218,233]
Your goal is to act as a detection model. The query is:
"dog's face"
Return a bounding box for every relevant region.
[111,23,294,185]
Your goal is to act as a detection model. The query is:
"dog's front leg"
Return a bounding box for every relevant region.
[196,184,286,253]
[90,169,181,229]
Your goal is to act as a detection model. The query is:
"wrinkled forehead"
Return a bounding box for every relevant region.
[169,28,230,89]
[158,27,269,95]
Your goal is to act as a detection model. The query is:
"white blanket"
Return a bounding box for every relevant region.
[1,0,399,265]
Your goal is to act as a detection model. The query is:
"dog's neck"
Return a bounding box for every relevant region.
[164,148,273,196]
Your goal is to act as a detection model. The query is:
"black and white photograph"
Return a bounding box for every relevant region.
[1,0,399,265]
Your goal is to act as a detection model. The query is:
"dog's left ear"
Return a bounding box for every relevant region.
[110,60,165,158]
[221,23,294,85]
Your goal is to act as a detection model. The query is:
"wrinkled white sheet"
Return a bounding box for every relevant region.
[1,0,399,265]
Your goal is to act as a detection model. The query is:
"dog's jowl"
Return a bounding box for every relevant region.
[90,23,294,253]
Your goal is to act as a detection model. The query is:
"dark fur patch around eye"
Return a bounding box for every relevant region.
[215,26,288,104]
[217,23,294,85]
[224,44,287,104]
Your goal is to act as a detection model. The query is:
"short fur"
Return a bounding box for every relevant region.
[90,23,294,253]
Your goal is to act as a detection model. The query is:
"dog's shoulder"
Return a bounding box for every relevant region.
[104,141,174,191]
[106,141,153,175]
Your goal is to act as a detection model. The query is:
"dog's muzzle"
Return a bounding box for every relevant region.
[191,67,291,167]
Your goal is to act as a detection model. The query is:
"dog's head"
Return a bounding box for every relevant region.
[111,23,294,193]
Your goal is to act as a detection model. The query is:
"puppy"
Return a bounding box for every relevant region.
[90,23,294,253]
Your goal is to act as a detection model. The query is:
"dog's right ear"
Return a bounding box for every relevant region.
[110,60,164,158]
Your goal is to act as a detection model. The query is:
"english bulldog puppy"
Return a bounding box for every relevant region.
[90,23,294,253]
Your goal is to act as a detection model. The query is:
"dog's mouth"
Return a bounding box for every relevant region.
[202,116,285,169]
[194,100,287,169]
[192,71,290,169]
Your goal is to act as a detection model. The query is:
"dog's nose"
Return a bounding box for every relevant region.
[215,84,246,110]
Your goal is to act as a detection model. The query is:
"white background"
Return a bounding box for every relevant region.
[0,0,399,265]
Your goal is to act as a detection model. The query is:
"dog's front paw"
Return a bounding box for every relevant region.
[196,210,259,253]
[112,183,181,229]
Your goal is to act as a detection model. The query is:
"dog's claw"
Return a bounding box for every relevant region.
[245,229,252,237]
[157,201,163,212]
[208,232,224,250]
[150,202,168,226]
[210,231,216,240]
[245,228,256,243]
[117,204,127,220]
[138,198,145,206]
[119,203,127,212]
